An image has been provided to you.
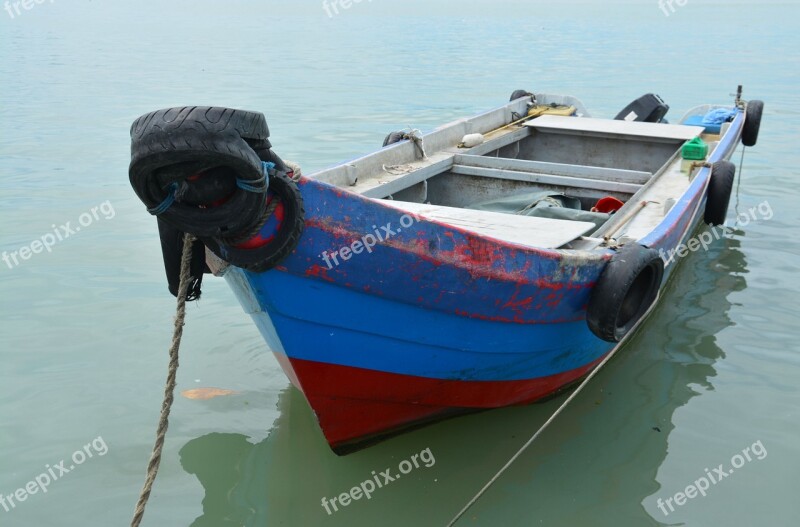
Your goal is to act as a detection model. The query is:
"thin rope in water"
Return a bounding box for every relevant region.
[733,146,746,221]
[445,319,645,527]
[130,232,196,527]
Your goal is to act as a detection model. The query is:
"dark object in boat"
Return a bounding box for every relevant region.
[509,89,534,101]
[383,131,407,147]
[614,93,669,123]
[467,191,611,230]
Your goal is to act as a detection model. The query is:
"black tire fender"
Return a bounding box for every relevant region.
[704,161,736,226]
[382,131,407,147]
[129,106,269,238]
[587,244,664,342]
[509,89,533,102]
[204,172,305,273]
[741,100,764,147]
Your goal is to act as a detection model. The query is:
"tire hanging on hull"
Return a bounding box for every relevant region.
[704,161,736,226]
[741,100,764,147]
[587,244,664,342]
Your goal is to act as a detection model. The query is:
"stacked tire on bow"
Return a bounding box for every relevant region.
[129,106,305,298]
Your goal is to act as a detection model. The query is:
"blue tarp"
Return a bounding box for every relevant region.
[702,108,737,126]
[685,108,737,133]
[466,191,610,230]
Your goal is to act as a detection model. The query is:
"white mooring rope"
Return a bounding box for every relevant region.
[446,299,658,526]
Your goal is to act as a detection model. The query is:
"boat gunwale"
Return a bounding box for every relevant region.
[305,94,589,189]
[296,175,613,269]
[280,97,744,268]
[639,109,744,250]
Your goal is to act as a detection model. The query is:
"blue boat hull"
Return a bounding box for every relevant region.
[222,109,744,451]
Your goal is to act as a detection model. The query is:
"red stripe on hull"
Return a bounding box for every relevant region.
[287,356,606,452]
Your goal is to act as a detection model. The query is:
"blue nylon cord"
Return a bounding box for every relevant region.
[148,161,273,215]
[147,182,179,216]
[236,162,273,193]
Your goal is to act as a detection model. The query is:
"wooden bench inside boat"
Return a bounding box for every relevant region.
[450,154,647,194]
[362,152,653,201]
[382,200,597,249]
[524,114,705,142]
[353,113,706,202]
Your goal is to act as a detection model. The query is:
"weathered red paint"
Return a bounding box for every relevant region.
[289,355,607,450]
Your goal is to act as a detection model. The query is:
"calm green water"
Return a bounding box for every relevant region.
[2,1,799,526]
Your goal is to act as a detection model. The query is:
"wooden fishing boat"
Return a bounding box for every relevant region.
[129,88,763,454]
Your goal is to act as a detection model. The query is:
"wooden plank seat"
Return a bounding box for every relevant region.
[381,200,596,249]
[525,114,705,142]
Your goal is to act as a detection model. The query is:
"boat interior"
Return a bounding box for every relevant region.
[311,95,734,251]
